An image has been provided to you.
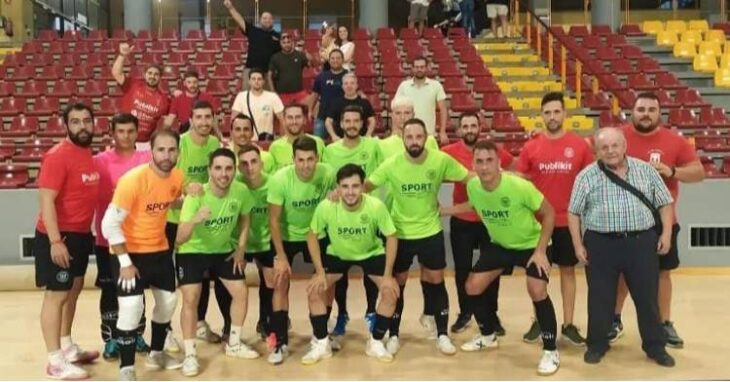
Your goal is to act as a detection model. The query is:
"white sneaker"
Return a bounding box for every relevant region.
[329,335,342,352]
[461,334,498,352]
[196,321,222,344]
[181,355,199,377]
[119,366,136,381]
[366,338,394,363]
[225,343,260,359]
[45,360,89,380]
[300,338,332,365]
[437,335,457,356]
[267,346,286,365]
[419,315,437,339]
[145,351,183,370]
[63,344,100,364]
[537,350,560,376]
[385,336,400,355]
[164,331,181,353]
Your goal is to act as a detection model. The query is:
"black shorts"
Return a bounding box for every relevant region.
[34,230,93,291]
[474,242,550,282]
[323,254,386,277]
[245,249,275,268]
[548,227,578,267]
[660,224,680,271]
[395,231,447,274]
[176,253,245,285]
[110,251,176,296]
[282,237,329,265]
[165,222,178,256]
[94,245,114,288]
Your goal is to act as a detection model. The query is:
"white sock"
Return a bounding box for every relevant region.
[229,326,242,346]
[149,350,163,357]
[48,350,65,365]
[184,339,196,357]
[120,366,134,373]
[60,336,73,351]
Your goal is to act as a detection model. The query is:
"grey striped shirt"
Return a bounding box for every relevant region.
[568,157,673,233]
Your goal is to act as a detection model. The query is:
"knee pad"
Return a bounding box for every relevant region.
[151,288,178,323]
[117,295,145,331]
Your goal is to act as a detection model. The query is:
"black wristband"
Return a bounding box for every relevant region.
[670,166,676,178]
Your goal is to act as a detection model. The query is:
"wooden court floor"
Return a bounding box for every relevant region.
[1,271,728,380]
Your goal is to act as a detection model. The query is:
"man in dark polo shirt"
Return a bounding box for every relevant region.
[269,31,309,105]
[324,73,376,140]
[224,0,281,89]
[307,49,348,139]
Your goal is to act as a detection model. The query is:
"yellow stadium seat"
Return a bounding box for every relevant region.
[518,117,544,132]
[680,30,703,44]
[564,98,578,109]
[714,68,730,88]
[693,54,719,73]
[642,20,664,35]
[656,31,679,47]
[673,41,697,58]
[720,54,730,68]
[666,20,688,33]
[565,116,595,132]
[689,20,710,32]
[699,41,723,57]
[705,30,726,44]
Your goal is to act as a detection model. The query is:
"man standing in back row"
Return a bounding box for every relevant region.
[611,92,704,348]
[269,31,310,105]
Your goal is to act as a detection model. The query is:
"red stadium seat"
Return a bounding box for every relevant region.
[377,28,396,40]
[16,80,45,98]
[582,92,612,110]
[28,97,60,116]
[81,80,109,98]
[637,58,663,73]
[39,115,67,138]
[210,64,236,80]
[167,52,188,66]
[67,65,94,80]
[621,45,644,59]
[194,52,216,66]
[473,77,501,94]
[208,30,228,41]
[2,116,39,137]
[381,63,406,78]
[97,40,117,53]
[304,29,322,41]
[220,51,240,65]
[596,46,621,61]
[611,59,635,74]
[599,110,626,128]
[111,29,134,41]
[0,165,30,189]
[148,41,171,54]
[36,64,64,81]
[205,79,230,97]
[422,28,443,39]
[8,66,36,82]
[186,30,206,41]
[355,64,377,79]
[591,25,612,35]
[200,40,223,53]
[655,90,681,109]
[367,93,383,113]
[0,81,15,97]
[352,28,372,40]
[131,40,147,54]
[15,139,54,163]
[0,53,23,68]
[437,62,462,77]
[0,97,26,116]
[136,30,155,41]
[620,24,645,36]
[358,78,379,95]
[450,93,479,113]
[175,40,196,54]
[228,40,248,53]
[626,73,656,91]
[699,107,730,128]
[675,88,709,108]
[668,108,701,129]
[159,29,180,41]
[87,29,108,41]
[97,97,121,117]
[482,93,512,112]
[569,25,590,37]
[0,140,14,161]
[465,62,491,78]
[581,35,603,50]
[61,30,81,42]
[21,41,42,55]
[606,35,628,46]
[57,54,78,67]
[442,77,469,94]
[140,53,164,66]
[37,30,58,42]
[383,79,402,96]
[492,112,522,132]
[654,72,685,90]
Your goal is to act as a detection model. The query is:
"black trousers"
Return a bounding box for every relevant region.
[584,230,666,356]
[450,217,500,317]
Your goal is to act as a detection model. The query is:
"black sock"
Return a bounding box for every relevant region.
[335,276,348,315]
[197,278,211,321]
[389,285,405,336]
[310,314,329,340]
[533,297,558,351]
[150,321,168,352]
[364,276,378,314]
[213,278,232,335]
[100,285,118,342]
[118,329,136,368]
[373,314,391,340]
[432,282,449,336]
[258,268,273,330]
[270,310,286,346]
[471,292,495,336]
[326,306,333,320]
[282,310,290,345]
[486,276,501,323]
[421,280,433,315]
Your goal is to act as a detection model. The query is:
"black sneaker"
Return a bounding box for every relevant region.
[450,313,472,334]
[494,315,506,337]
[583,348,605,364]
[648,351,676,367]
[662,321,684,349]
[561,324,586,346]
[523,319,541,343]
[607,315,623,343]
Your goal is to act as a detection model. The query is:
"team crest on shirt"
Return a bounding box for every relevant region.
[230,203,238,212]
[360,214,370,224]
[564,147,575,159]
[425,169,436,181]
[500,197,511,208]
[649,150,663,164]
[56,270,69,283]
[81,172,100,184]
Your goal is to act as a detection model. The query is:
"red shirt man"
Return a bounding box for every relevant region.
[169,69,220,133]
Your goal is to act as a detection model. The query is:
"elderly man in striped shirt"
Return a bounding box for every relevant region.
[567,127,675,367]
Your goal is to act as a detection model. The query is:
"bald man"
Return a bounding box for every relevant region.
[567,128,675,367]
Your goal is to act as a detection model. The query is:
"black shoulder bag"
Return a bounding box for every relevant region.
[597,160,663,235]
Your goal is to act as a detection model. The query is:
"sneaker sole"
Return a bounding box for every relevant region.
[460,342,498,352]
[182,369,200,377]
[666,342,684,349]
[450,322,471,334]
[365,349,394,363]
[562,335,587,347]
[537,365,560,376]
[300,352,333,365]
[608,330,624,343]
[145,362,183,370]
[523,336,541,344]
[226,351,260,360]
[46,374,90,381]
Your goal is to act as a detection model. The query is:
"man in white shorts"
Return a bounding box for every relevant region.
[487,0,510,38]
[409,0,431,36]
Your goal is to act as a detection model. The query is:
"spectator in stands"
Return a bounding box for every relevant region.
[433,0,463,35]
[269,31,310,105]
[409,0,432,37]
[307,49,348,139]
[112,42,171,146]
[169,69,220,133]
[460,0,477,37]
[224,0,281,89]
[320,22,338,71]
[336,25,356,71]
[324,73,376,140]
[486,0,510,38]
[395,56,449,144]
[232,69,285,141]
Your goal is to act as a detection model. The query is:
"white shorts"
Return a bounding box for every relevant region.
[487,4,509,18]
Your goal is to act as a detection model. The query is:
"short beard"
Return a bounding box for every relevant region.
[407,145,424,158]
[633,121,658,133]
[68,130,93,147]
[463,133,478,146]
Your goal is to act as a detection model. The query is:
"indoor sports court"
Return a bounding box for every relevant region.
[0,0,729,380]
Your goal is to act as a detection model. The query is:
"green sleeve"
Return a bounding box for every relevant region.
[262,151,276,174]
[323,164,336,192]
[376,200,397,236]
[315,136,326,160]
[465,178,477,207]
[266,171,285,205]
[443,154,469,182]
[521,178,545,212]
[368,160,389,188]
[309,201,328,234]
[179,195,202,223]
